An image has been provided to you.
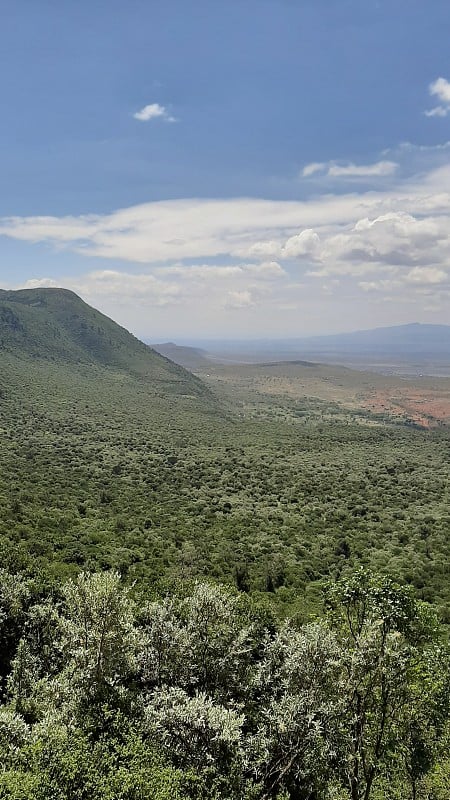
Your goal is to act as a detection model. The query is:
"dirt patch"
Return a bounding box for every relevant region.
[359,388,450,428]
[199,362,450,428]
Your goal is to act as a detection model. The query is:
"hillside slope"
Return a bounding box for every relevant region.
[0,288,207,397]
[150,341,212,369]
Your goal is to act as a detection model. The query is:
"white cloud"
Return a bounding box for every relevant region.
[156,261,286,281]
[133,103,177,122]
[301,160,398,179]
[81,270,182,304]
[302,162,326,177]
[358,279,402,293]
[21,278,60,289]
[5,156,450,333]
[282,229,320,258]
[161,264,244,279]
[0,198,336,263]
[429,77,450,104]
[23,270,182,306]
[246,260,286,278]
[394,140,450,153]
[225,290,254,309]
[3,168,450,278]
[405,267,448,285]
[318,212,450,277]
[242,240,281,259]
[328,160,398,177]
[358,265,450,293]
[424,106,448,118]
[18,261,287,333]
[425,77,450,118]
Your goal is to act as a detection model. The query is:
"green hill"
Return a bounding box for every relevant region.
[0,288,208,397]
[0,287,226,582]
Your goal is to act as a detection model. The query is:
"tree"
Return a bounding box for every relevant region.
[145,687,244,771]
[324,569,445,800]
[7,639,40,721]
[183,582,255,702]
[138,583,256,703]
[250,622,343,800]
[60,572,137,714]
[400,644,450,800]
[137,598,190,689]
[0,570,29,697]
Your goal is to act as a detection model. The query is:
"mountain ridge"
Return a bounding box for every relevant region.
[148,323,450,376]
[282,322,450,354]
[0,287,209,399]
[183,322,450,355]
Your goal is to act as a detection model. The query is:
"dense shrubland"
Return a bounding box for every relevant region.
[0,568,448,799]
[1,292,449,797]
[1,353,449,622]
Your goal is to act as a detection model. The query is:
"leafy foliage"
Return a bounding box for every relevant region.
[0,571,447,800]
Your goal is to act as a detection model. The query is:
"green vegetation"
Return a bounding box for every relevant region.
[0,288,449,798]
[0,288,207,392]
[0,570,448,799]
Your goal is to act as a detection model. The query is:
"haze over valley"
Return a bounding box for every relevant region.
[152,321,450,377]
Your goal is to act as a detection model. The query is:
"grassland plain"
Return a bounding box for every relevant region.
[0,289,449,621]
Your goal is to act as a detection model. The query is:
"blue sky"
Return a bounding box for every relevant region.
[1,0,450,338]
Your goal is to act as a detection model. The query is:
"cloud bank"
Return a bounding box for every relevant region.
[4,153,450,336]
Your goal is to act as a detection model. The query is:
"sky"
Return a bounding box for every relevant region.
[1,0,450,340]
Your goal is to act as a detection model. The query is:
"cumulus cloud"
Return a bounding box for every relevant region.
[5,157,450,331]
[425,77,450,118]
[245,193,450,284]
[282,229,321,259]
[405,267,448,285]
[225,290,254,309]
[133,103,177,122]
[23,270,182,306]
[302,160,398,179]
[3,169,450,283]
[246,261,286,278]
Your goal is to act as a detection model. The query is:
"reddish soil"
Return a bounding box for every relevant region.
[360,388,450,428]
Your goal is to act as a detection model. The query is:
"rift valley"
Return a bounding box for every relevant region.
[0,288,448,800]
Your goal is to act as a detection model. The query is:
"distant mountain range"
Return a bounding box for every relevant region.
[273,323,450,355]
[182,323,450,355]
[151,323,450,377]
